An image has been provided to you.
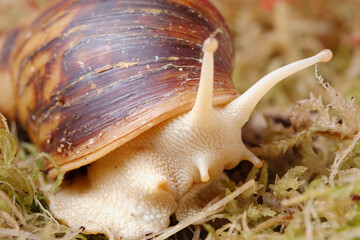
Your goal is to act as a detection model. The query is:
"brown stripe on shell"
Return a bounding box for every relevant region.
[0,28,23,119]
[11,0,236,176]
[0,29,22,70]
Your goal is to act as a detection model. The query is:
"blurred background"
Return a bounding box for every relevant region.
[211,0,360,109]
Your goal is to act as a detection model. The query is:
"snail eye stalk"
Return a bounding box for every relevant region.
[188,37,218,127]
[225,49,333,126]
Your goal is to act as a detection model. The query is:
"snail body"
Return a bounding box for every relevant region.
[0,0,332,239]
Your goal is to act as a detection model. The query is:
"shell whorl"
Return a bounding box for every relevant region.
[11,0,236,175]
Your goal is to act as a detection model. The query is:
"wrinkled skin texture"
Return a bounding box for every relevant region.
[49,103,256,239]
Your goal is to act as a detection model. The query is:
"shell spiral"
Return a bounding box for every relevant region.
[9,0,236,174]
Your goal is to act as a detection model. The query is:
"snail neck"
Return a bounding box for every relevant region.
[137,105,263,185]
[48,105,255,239]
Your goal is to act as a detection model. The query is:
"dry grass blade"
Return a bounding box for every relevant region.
[0,190,26,226]
[0,228,42,240]
[0,210,19,229]
[149,180,255,240]
[251,215,290,233]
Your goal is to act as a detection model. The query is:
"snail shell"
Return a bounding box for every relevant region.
[4,0,236,176]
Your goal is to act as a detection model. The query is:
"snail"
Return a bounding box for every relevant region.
[0,0,333,239]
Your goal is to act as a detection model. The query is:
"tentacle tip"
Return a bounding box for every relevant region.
[201,175,210,183]
[203,37,218,53]
[317,49,333,63]
[253,160,263,169]
[198,162,210,183]
[248,155,263,169]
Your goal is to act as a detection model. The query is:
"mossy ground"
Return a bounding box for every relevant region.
[1,0,360,239]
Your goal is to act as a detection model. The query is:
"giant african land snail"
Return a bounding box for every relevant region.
[0,0,332,239]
